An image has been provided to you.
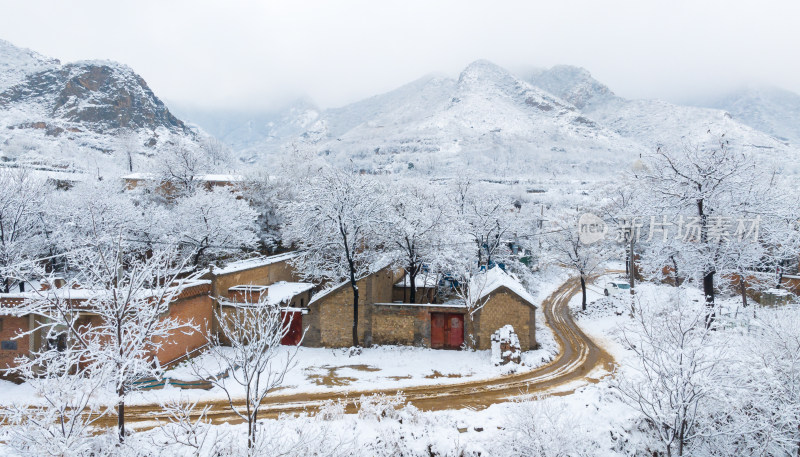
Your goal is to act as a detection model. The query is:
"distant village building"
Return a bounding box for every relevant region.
[122,173,245,199]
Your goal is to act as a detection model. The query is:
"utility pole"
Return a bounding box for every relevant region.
[629,232,635,295]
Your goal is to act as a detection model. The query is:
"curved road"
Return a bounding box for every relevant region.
[114,274,615,428]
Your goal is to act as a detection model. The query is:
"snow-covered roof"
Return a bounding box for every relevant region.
[0,279,211,303]
[221,281,313,308]
[470,268,537,307]
[265,282,314,306]
[209,252,299,275]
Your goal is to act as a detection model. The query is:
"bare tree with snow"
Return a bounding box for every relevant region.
[11,242,202,444]
[543,211,603,311]
[634,136,795,326]
[281,166,387,347]
[191,295,301,453]
[383,180,452,304]
[0,169,49,293]
[613,291,725,457]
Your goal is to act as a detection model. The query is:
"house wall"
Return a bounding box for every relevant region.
[304,267,401,347]
[153,292,213,366]
[211,260,298,299]
[0,315,31,374]
[474,288,537,351]
[391,286,437,304]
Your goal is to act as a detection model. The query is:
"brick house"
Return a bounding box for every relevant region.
[0,280,213,379]
[122,173,245,201]
[203,252,313,342]
[304,266,538,351]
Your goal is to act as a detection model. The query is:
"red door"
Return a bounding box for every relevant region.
[431,313,464,349]
[281,311,303,346]
[447,314,464,348]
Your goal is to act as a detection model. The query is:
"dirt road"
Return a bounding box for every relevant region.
[111,275,615,428]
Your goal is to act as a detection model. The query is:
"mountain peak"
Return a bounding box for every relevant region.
[0,38,60,91]
[528,65,616,109]
[457,59,515,87]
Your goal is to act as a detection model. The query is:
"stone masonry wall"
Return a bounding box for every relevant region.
[304,267,401,348]
[474,288,536,351]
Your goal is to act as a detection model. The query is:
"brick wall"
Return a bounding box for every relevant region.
[153,293,213,365]
[371,307,418,345]
[474,288,536,351]
[304,267,398,347]
[0,315,30,372]
[212,260,298,299]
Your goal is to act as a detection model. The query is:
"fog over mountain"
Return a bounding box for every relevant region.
[3,37,799,181]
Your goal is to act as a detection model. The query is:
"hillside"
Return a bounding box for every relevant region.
[696,84,800,146]
[284,60,647,177]
[528,66,794,167]
[0,39,199,177]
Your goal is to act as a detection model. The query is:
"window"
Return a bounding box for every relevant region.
[1,340,17,351]
[47,333,67,352]
[0,318,3,332]
[300,298,305,307]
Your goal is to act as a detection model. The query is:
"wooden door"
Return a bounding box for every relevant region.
[281,311,303,346]
[431,312,446,349]
[431,312,464,349]
[446,314,464,348]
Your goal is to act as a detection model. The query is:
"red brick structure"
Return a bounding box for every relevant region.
[0,281,213,379]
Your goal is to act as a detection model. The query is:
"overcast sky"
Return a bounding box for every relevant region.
[1,0,798,112]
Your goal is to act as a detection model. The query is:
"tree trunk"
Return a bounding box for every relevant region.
[248,411,257,450]
[580,275,587,311]
[703,270,716,328]
[117,390,125,443]
[351,277,359,347]
[464,311,476,350]
[739,276,748,308]
[671,256,681,287]
[408,267,418,304]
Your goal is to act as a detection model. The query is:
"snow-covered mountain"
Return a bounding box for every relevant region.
[201,60,797,178]
[0,39,199,176]
[280,60,648,177]
[694,85,800,146]
[528,66,793,165]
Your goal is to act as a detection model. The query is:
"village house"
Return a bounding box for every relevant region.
[122,172,245,199]
[305,265,538,351]
[0,250,542,381]
[0,279,213,379]
[202,252,314,346]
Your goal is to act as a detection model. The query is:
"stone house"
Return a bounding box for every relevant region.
[304,265,538,351]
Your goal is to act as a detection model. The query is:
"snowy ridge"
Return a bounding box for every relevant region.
[528,65,797,168]
[697,84,800,146]
[290,60,647,177]
[0,39,202,177]
[0,39,59,92]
